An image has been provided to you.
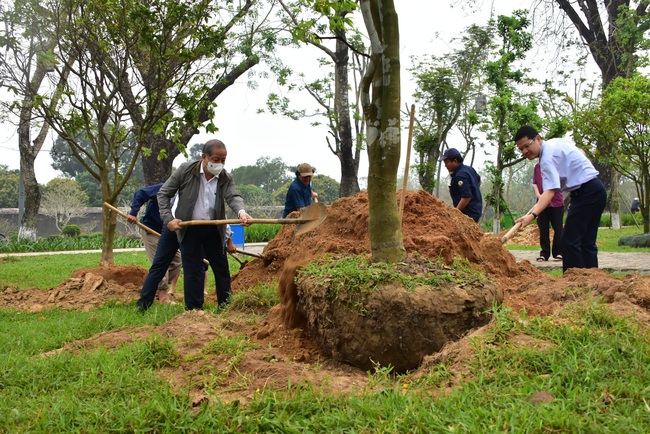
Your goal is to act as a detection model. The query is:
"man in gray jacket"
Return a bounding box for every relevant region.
[157,139,252,310]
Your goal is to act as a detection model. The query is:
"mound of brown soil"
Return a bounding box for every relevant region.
[0,268,144,312]
[297,255,502,372]
[232,190,542,293]
[71,264,147,287]
[501,224,543,246]
[41,309,369,405]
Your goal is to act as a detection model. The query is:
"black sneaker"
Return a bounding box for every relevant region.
[136,300,148,313]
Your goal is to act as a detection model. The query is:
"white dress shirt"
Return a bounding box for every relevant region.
[539,138,599,192]
[191,164,218,220]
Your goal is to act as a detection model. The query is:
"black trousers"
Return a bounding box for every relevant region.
[561,178,607,272]
[538,205,564,260]
[180,226,231,310]
[137,226,179,309]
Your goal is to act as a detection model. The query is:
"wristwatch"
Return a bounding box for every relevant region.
[531,211,538,219]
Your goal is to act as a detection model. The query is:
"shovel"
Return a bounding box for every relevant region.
[103,201,213,266]
[179,202,328,236]
[501,222,524,244]
[501,207,535,244]
[235,248,265,260]
[228,252,248,270]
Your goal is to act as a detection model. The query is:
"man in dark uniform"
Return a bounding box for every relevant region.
[439,148,483,222]
[283,163,318,217]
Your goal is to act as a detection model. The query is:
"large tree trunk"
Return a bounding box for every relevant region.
[361,0,405,263]
[16,62,52,240]
[142,135,180,186]
[334,28,361,198]
[100,206,117,266]
[17,152,40,241]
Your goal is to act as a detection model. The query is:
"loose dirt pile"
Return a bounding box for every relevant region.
[0,265,145,312]
[2,190,649,403]
[502,224,545,246]
[233,190,541,292]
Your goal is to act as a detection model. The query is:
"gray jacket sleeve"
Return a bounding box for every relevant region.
[224,173,246,217]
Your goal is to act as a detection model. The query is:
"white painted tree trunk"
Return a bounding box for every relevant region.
[610,212,621,229]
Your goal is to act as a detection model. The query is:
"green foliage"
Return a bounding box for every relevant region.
[579,74,650,232]
[244,224,281,243]
[311,175,341,203]
[50,134,145,207]
[231,156,291,194]
[477,11,542,231]
[61,224,81,237]
[410,23,494,192]
[0,165,19,208]
[74,172,103,207]
[238,184,273,207]
[0,233,142,254]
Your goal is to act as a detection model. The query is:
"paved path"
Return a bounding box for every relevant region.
[508,250,650,274]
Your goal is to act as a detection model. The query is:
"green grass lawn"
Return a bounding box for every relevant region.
[0,297,648,432]
[1,234,650,431]
[0,251,246,291]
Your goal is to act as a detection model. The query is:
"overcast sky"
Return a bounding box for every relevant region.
[2,0,565,185]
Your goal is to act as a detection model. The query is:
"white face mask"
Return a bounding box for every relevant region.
[206,162,224,177]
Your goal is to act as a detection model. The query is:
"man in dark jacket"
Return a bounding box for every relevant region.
[156,139,252,310]
[439,148,483,223]
[283,162,319,217]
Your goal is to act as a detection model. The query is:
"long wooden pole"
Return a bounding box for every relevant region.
[103,202,218,266]
[103,202,160,236]
[399,104,416,222]
[501,206,535,244]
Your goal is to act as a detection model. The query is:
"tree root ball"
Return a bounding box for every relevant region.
[294,255,502,373]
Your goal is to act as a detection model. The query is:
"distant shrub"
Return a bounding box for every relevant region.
[599,213,641,227]
[245,224,281,243]
[61,224,81,237]
[8,230,19,242]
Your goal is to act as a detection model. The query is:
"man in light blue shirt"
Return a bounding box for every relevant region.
[513,126,607,272]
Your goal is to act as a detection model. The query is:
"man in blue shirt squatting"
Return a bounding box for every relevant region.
[127,182,182,304]
[513,126,607,273]
[283,162,319,218]
[439,148,483,223]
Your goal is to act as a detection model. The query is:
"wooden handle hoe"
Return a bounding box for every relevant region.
[102,202,218,266]
[103,202,161,237]
[500,206,535,244]
[178,202,328,236]
[500,222,523,244]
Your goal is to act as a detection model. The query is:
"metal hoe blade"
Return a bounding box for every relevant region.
[294,202,328,236]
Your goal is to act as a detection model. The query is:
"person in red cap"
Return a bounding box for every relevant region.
[283,162,318,217]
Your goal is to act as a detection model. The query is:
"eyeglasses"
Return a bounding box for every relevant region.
[517,139,534,152]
